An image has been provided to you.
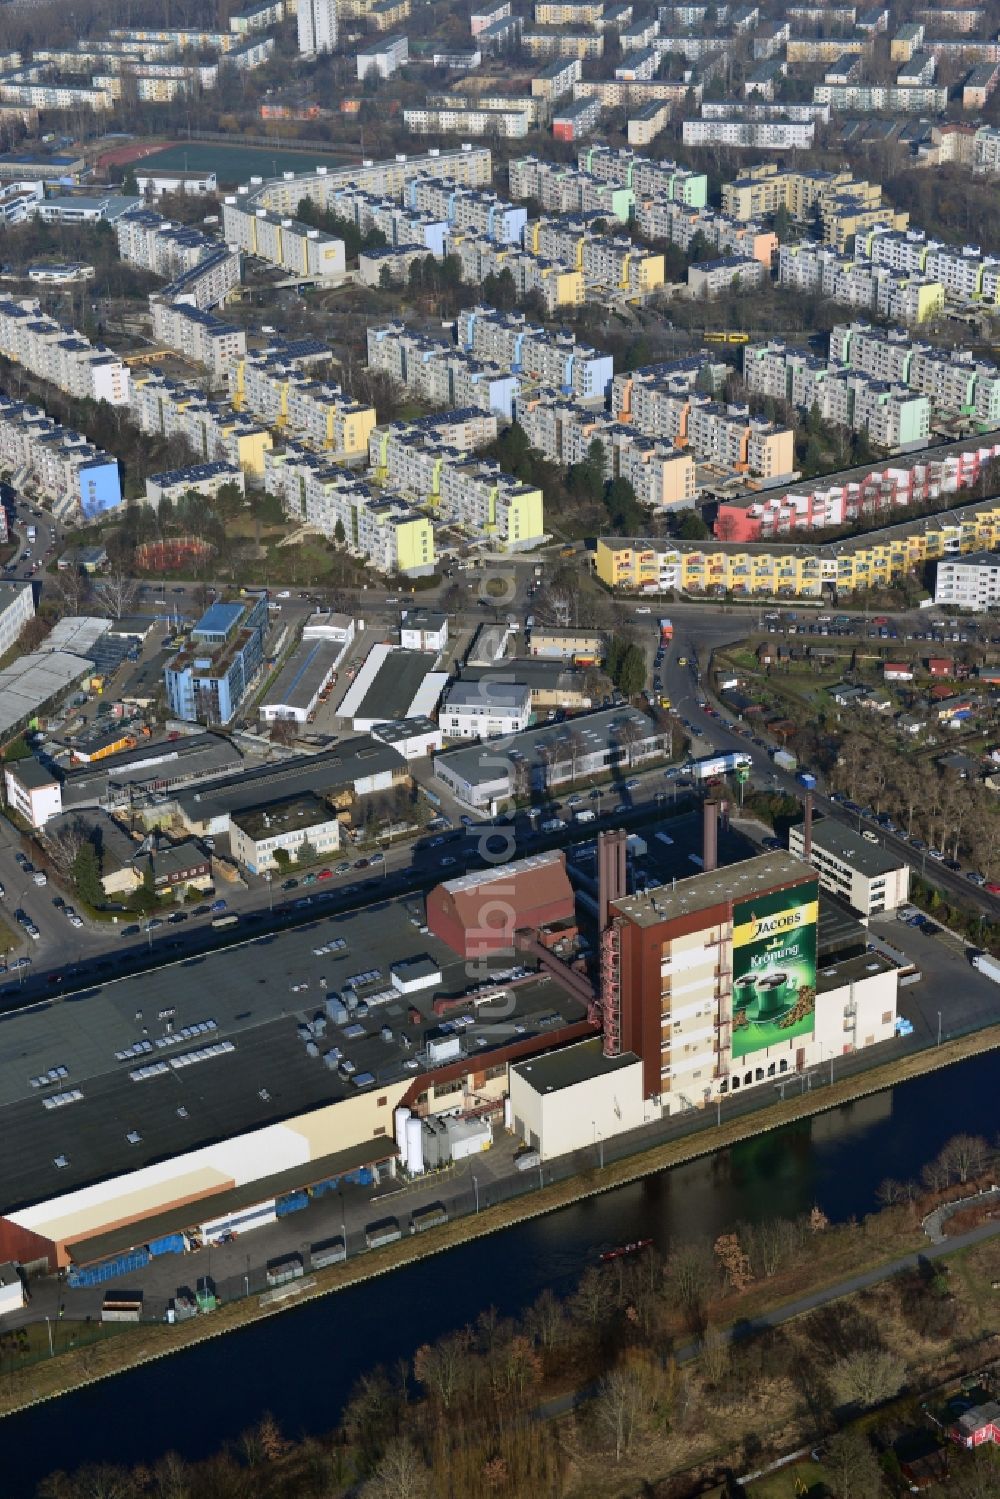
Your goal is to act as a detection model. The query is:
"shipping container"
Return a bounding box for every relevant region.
[772,749,797,771]
[796,771,817,790]
[411,1203,449,1234]
[147,1232,187,1257]
[67,1248,151,1288]
[310,1236,347,1269]
[365,1218,402,1249]
[275,1190,309,1218]
[266,1253,304,1287]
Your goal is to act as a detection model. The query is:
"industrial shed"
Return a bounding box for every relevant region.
[426,850,576,959]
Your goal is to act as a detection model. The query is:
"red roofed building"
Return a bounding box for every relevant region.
[950,1401,1000,1449]
[427,850,576,959]
[927,658,954,677]
[884,662,913,681]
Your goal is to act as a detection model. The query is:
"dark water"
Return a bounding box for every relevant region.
[5,1052,997,1495]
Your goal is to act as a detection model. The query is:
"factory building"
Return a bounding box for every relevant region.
[427,849,577,959]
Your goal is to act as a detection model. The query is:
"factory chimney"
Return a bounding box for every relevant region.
[803,790,813,862]
[597,828,627,931]
[703,797,718,874]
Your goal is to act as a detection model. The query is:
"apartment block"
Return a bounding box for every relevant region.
[408,179,526,244]
[814,82,948,112]
[128,369,273,480]
[403,101,531,137]
[367,323,519,417]
[963,62,1000,109]
[0,296,129,406]
[228,351,376,455]
[744,339,930,449]
[265,448,434,575]
[0,395,121,519]
[150,301,247,380]
[445,230,584,311]
[686,399,794,478]
[635,198,776,265]
[368,425,545,549]
[683,118,815,148]
[509,156,634,220]
[578,145,709,207]
[688,256,766,297]
[934,551,1000,611]
[531,57,583,103]
[455,305,614,399]
[221,200,346,280]
[522,29,605,58]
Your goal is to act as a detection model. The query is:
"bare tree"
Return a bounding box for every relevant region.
[51,568,91,617]
[92,571,139,620]
[593,1359,657,1463]
[940,1134,989,1186]
[44,817,87,877]
[360,1437,431,1499]
[829,1347,905,1409]
[412,1330,471,1412]
[824,1428,884,1499]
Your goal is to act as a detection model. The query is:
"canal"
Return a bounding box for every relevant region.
[6,1050,997,1494]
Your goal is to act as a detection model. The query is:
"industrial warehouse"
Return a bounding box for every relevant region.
[0,803,902,1283]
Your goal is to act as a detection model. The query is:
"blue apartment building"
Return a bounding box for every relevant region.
[164,596,269,725]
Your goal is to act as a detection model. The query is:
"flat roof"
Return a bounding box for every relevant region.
[0,897,588,1215]
[612,851,815,928]
[817,948,896,994]
[372,716,439,744]
[350,648,443,724]
[231,791,334,840]
[262,638,340,713]
[512,1036,639,1093]
[177,738,404,821]
[4,756,58,789]
[796,816,905,878]
[62,734,243,807]
[436,705,657,788]
[195,600,244,637]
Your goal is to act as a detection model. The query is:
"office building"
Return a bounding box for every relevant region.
[788,818,910,917]
[164,597,269,725]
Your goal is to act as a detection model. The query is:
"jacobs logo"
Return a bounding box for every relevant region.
[750,908,803,942]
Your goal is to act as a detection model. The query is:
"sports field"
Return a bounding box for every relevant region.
[108,141,348,184]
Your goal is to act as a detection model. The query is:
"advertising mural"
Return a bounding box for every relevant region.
[731,881,818,1059]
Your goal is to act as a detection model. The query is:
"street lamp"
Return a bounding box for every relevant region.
[937,1010,942,1047]
[265,871,273,912]
[593,1122,603,1170]
[44,1315,53,1357]
[472,1173,480,1213]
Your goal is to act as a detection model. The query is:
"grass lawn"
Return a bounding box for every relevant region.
[0,914,17,955]
[746,1459,831,1497]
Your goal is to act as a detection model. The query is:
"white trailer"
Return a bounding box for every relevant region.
[972,953,1000,984]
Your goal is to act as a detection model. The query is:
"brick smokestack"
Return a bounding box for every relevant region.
[803,790,813,862]
[598,828,627,931]
[703,797,718,873]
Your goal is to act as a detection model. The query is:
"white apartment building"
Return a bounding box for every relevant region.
[263,443,433,575]
[455,306,613,399]
[400,608,449,653]
[150,301,247,380]
[367,323,518,418]
[221,200,345,281]
[0,296,129,406]
[934,551,1000,612]
[0,396,121,517]
[371,428,545,549]
[404,103,531,138]
[298,0,338,53]
[439,679,531,740]
[683,119,815,148]
[127,370,272,479]
[0,579,34,657]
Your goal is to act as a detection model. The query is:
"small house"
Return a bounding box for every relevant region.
[950,1401,1000,1449]
[884,662,914,681]
[927,657,954,678]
